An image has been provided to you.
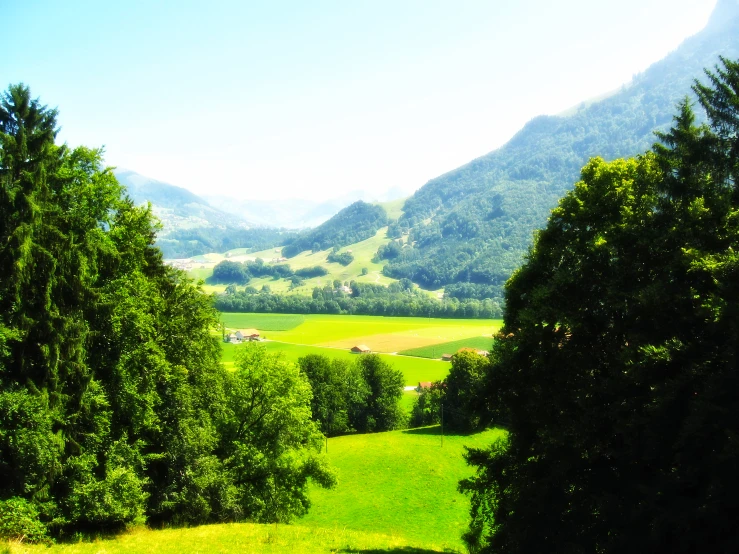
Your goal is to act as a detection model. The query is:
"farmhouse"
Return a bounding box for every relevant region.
[441,353,453,361]
[351,345,371,353]
[417,381,432,390]
[238,329,261,341]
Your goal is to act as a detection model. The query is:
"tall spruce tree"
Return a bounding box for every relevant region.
[461,58,739,553]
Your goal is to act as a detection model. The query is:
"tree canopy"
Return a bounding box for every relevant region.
[0,84,333,540]
[460,58,739,553]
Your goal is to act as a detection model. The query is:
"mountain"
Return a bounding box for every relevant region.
[205,187,409,229]
[114,169,293,258]
[383,0,739,301]
[281,201,388,257]
[115,168,252,230]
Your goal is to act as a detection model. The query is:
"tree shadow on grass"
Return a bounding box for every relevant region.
[339,546,456,554]
[402,425,479,437]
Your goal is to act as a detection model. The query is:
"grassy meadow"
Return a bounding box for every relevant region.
[221,313,499,353]
[9,427,505,554]
[399,335,495,359]
[197,227,399,295]
[222,341,452,385]
[219,313,501,385]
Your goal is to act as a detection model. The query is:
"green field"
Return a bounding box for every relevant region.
[192,227,400,295]
[219,313,500,384]
[303,427,505,550]
[220,313,305,331]
[399,335,495,359]
[10,427,504,554]
[223,313,499,353]
[221,341,450,385]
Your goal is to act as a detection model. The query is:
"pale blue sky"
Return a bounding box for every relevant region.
[2,0,717,200]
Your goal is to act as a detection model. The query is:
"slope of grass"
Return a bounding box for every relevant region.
[303,427,506,551]
[377,197,407,220]
[398,336,495,359]
[188,227,399,295]
[6,523,442,554]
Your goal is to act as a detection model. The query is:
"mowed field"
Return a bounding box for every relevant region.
[9,427,505,554]
[222,341,451,385]
[221,313,499,353]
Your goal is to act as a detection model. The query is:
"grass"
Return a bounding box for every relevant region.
[8,428,506,553]
[376,197,407,221]
[6,523,441,553]
[302,427,506,550]
[220,313,305,331]
[398,336,495,359]
[221,341,451,385]
[184,227,399,295]
[248,314,499,352]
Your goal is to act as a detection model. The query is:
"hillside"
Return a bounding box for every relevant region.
[383,0,739,301]
[281,200,388,257]
[115,169,292,258]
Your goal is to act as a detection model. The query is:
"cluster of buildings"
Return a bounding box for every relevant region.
[225,329,261,343]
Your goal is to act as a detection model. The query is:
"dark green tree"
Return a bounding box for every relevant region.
[0,84,335,538]
[351,355,405,432]
[460,58,739,553]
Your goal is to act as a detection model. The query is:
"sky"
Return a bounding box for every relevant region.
[2,0,718,201]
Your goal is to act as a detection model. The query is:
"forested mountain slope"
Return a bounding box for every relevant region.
[115,169,292,258]
[385,0,739,300]
[282,201,388,257]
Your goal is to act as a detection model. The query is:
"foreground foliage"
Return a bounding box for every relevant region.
[0,85,333,540]
[461,58,739,552]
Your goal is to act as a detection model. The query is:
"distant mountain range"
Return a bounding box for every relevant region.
[380,0,739,300]
[116,0,739,298]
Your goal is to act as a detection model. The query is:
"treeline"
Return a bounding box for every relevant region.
[282,201,387,257]
[214,281,503,318]
[157,227,295,259]
[0,85,333,541]
[210,258,327,284]
[298,354,406,436]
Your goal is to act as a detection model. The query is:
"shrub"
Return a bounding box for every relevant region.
[0,498,47,543]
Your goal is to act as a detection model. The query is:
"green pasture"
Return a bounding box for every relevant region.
[399,335,495,359]
[6,524,437,554]
[376,197,407,220]
[8,427,506,553]
[302,426,506,550]
[184,227,399,295]
[220,313,305,331]
[221,341,450,385]
[244,313,498,351]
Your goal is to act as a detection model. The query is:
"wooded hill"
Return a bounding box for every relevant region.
[381,1,739,301]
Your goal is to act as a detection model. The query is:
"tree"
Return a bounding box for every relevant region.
[297,354,368,436]
[460,58,739,553]
[351,355,405,432]
[220,345,336,522]
[0,84,335,538]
